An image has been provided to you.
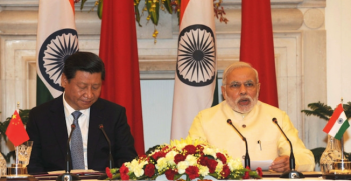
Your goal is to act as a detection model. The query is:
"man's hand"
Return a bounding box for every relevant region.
[269,155,290,172]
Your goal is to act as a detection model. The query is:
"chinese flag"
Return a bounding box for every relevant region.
[6,110,29,147]
[99,0,145,155]
[240,0,279,107]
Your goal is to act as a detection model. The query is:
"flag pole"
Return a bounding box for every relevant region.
[16,102,20,165]
[341,98,345,160]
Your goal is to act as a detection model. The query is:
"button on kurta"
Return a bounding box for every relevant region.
[242,124,246,128]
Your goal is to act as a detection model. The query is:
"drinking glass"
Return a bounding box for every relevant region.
[15,141,33,168]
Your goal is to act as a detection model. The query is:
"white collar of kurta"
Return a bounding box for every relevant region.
[62,92,90,119]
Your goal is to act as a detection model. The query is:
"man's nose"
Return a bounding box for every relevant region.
[239,84,247,95]
[85,87,94,98]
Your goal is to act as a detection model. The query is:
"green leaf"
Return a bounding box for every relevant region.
[146,0,160,25]
[97,0,103,19]
[343,102,351,118]
[5,150,15,163]
[173,173,182,180]
[177,0,181,25]
[80,0,88,10]
[134,0,142,27]
[311,147,325,166]
[163,0,173,14]
[109,172,120,180]
[301,102,333,121]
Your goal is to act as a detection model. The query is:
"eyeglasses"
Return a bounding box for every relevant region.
[225,81,256,90]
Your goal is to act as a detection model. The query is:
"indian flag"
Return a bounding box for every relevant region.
[36,0,79,105]
[323,104,350,140]
[171,0,217,140]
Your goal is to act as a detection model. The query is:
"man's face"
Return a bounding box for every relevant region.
[221,67,260,113]
[61,70,102,110]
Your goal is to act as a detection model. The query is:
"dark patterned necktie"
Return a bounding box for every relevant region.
[71,111,84,169]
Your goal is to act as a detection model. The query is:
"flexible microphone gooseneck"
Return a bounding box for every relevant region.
[57,124,80,181]
[97,124,114,180]
[227,119,250,168]
[272,118,304,179]
[99,124,114,169]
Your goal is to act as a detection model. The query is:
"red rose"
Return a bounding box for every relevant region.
[185,166,200,180]
[105,167,113,179]
[216,152,227,164]
[242,166,250,179]
[144,164,156,177]
[206,159,218,173]
[196,145,204,153]
[221,165,230,178]
[198,156,208,166]
[256,167,263,177]
[183,145,197,154]
[242,171,250,179]
[165,169,178,180]
[174,154,186,164]
[120,164,130,180]
[152,151,166,160]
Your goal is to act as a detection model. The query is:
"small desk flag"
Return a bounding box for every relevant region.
[323,104,349,140]
[5,110,29,146]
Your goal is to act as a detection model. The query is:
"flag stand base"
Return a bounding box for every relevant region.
[0,164,38,181]
[7,164,27,175]
[0,176,37,181]
[323,159,351,180]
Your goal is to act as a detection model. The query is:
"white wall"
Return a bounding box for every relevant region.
[326,0,351,151]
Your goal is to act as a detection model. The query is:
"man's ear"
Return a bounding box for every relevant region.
[221,86,226,100]
[61,73,68,88]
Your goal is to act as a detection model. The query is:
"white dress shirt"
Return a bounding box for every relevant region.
[63,93,90,170]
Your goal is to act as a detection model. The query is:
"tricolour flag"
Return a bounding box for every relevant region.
[36,0,79,105]
[6,110,29,147]
[239,0,279,107]
[171,0,217,140]
[323,104,349,140]
[99,0,145,155]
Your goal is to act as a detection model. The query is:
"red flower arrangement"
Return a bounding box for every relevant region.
[106,138,262,180]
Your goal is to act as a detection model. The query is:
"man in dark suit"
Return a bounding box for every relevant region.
[27,52,137,174]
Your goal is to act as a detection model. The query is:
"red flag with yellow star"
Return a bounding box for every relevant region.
[6,110,29,146]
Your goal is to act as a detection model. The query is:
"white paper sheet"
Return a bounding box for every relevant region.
[242,160,273,170]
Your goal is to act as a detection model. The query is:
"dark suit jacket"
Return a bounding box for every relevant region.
[26,95,137,174]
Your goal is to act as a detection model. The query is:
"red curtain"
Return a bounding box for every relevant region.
[240,0,279,107]
[99,0,145,155]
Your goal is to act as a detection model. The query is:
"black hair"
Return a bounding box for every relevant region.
[63,51,105,81]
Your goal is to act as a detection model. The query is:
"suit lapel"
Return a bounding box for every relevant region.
[87,98,104,167]
[49,95,68,157]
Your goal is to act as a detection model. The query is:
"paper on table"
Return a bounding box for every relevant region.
[242,160,273,170]
[48,169,97,174]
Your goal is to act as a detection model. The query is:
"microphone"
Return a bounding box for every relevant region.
[272,118,304,179]
[97,124,114,180]
[99,124,114,168]
[227,119,250,168]
[57,124,80,181]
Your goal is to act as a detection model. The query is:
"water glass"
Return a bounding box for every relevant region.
[15,141,33,168]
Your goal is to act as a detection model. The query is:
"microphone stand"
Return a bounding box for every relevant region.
[227,119,250,168]
[272,118,304,179]
[57,124,80,181]
[98,124,114,180]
